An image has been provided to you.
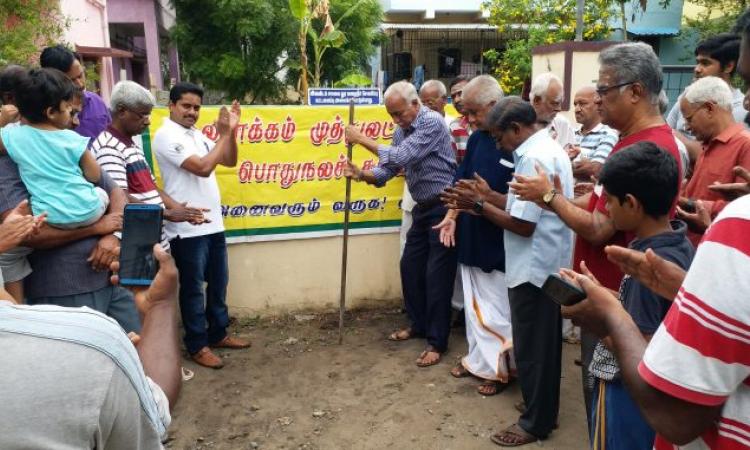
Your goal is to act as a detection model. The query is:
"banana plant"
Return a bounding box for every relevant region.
[289,0,367,103]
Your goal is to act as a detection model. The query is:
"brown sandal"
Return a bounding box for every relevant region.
[450,361,471,378]
[490,423,537,447]
[477,380,501,396]
[416,347,441,367]
[388,328,414,341]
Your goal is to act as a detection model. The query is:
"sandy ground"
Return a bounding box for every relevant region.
[166,308,589,450]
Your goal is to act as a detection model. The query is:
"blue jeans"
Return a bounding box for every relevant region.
[170,232,229,355]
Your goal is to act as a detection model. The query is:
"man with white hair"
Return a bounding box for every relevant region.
[345,81,457,368]
[510,42,683,443]
[530,72,576,148]
[90,81,208,252]
[677,76,750,245]
[435,75,516,396]
[666,34,748,165]
[419,79,454,127]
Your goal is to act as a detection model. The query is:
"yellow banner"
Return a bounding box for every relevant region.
[144,106,407,242]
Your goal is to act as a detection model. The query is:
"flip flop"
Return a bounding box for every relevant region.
[388,328,414,341]
[477,380,501,396]
[416,349,441,367]
[490,423,538,447]
[450,361,471,378]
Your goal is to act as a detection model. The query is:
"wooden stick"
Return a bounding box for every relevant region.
[338,100,355,344]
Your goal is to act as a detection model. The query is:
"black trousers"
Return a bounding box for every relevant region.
[509,282,562,439]
[400,202,457,353]
[581,329,597,437]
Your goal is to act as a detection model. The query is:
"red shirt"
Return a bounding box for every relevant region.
[573,124,682,290]
[683,123,750,245]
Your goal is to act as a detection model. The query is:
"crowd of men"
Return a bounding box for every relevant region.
[1,9,750,449]
[0,45,247,447]
[345,9,750,449]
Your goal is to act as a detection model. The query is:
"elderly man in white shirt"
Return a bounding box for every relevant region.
[444,96,574,446]
[530,72,577,149]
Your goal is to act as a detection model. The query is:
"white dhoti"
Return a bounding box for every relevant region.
[460,264,515,382]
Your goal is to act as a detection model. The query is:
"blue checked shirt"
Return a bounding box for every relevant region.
[573,122,618,165]
[373,107,456,203]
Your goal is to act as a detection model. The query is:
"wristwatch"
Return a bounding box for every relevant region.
[473,199,484,214]
[543,189,558,205]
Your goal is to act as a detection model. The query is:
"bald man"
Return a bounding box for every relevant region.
[570,86,618,185]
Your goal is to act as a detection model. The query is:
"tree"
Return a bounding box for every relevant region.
[683,0,747,41]
[289,0,382,103]
[483,0,614,94]
[317,0,382,87]
[171,0,296,104]
[0,0,67,66]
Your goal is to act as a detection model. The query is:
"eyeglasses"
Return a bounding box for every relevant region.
[595,81,636,96]
[683,103,708,123]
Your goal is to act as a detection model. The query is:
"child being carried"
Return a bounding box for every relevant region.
[0,68,107,228]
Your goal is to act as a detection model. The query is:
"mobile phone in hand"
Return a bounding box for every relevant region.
[119,204,163,286]
[542,274,586,306]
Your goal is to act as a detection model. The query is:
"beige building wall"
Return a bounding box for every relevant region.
[226,233,403,316]
[531,43,613,124]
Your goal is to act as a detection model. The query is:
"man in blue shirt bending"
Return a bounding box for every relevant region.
[345,81,457,367]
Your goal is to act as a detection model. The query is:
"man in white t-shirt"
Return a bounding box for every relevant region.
[153,82,250,369]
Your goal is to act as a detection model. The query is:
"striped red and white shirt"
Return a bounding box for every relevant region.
[639,194,750,450]
[91,127,169,250]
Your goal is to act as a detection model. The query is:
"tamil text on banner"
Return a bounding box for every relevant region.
[143,106,405,243]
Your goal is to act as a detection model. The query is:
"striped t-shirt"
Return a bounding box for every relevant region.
[90,127,169,250]
[639,194,750,450]
[573,122,618,165]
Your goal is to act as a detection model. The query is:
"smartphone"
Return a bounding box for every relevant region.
[119,204,163,286]
[542,274,586,306]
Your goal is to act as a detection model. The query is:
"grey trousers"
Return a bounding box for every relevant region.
[28,285,141,333]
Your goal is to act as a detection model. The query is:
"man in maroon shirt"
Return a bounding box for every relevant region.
[508,42,682,439]
[677,76,750,245]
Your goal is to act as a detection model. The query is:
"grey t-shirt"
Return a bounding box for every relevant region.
[0,334,164,449]
[0,155,116,299]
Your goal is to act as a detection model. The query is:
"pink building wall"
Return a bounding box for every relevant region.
[108,0,167,90]
[60,0,115,100]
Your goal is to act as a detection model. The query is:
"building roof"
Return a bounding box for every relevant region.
[627,26,680,36]
[381,23,522,31]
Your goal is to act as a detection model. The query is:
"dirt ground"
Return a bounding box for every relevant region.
[166,308,589,450]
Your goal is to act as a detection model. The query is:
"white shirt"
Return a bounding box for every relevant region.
[152,117,225,239]
[504,129,574,289]
[549,114,577,149]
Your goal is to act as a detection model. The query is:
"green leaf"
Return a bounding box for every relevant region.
[289,0,307,19]
[320,29,345,47]
[334,72,372,87]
